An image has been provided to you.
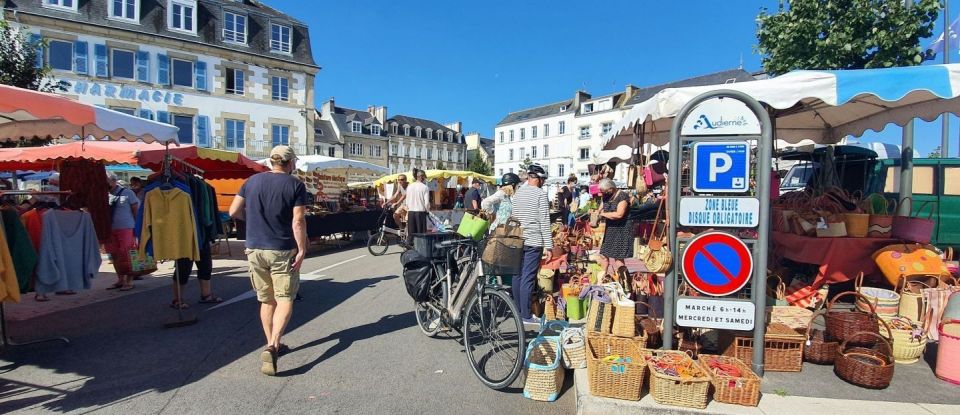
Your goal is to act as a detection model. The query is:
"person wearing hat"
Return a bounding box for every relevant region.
[229,145,308,376]
[510,164,552,328]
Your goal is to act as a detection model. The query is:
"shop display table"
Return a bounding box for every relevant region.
[306,209,382,238]
[771,231,898,285]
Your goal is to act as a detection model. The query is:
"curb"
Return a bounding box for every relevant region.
[573,368,957,415]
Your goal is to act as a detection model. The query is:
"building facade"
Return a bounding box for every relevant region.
[316,99,388,167]
[385,115,466,173]
[5,0,319,158]
[465,132,494,166]
[492,69,757,181]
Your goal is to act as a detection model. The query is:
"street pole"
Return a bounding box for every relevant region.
[898,0,915,215]
[943,0,951,157]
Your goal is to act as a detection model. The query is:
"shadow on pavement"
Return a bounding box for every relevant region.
[0,273,398,413]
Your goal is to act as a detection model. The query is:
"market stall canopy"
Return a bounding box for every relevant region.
[0,84,179,144]
[601,64,960,155]
[258,155,388,176]
[373,170,495,186]
[0,141,266,179]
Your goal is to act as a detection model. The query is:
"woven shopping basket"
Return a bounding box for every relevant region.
[834,329,895,389]
[854,273,899,318]
[585,333,651,401]
[586,297,613,335]
[936,320,960,384]
[804,310,839,365]
[697,354,761,407]
[825,291,881,345]
[897,276,938,323]
[523,336,565,402]
[882,316,927,364]
[647,351,711,409]
[480,235,524,276]
[724,323,804,372]
[561,327,587,369]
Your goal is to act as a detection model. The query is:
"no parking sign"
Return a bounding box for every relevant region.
[681,232,753,297]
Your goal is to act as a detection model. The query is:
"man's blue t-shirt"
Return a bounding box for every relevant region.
[239,172,308,250]
[464,188,481,210]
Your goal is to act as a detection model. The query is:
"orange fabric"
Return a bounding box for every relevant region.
[0,84,95,128]
[20,209,43,252]
[872,244,950,287]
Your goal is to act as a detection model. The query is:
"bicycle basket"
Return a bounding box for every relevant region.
[481,235,524,276]
[401,250,433,302]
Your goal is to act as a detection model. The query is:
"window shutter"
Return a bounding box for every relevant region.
[196,115,209,147]
[136,51,150,82]
[157,111,170,124]
[94,44,108,77]
[194,61,207,91]
[157,54,170,86]
[138,109,154,120]
[30,34,44,69]
[73,41,88,75]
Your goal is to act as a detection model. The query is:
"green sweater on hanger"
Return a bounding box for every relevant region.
[2,209,38,293]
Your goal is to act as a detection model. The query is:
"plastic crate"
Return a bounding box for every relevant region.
[411,232,461,259]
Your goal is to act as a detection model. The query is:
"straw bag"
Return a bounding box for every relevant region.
[560,327,587,369]
[586,333,651,401]
[842,212,870,238]
[936,320,960,384]
[804,310,839,365]
[882,316,927,364]
[834,326,894,389]
[866,194,895,238]
[648,351,711,409]
[825,291,880,345]
[872,243,951,287]
[523,336,564,401]
[854,272,899,318]
[897,276,938,323]
[586,297,613,334]
[767,274,788,306]
[892,198,936,244]
[612,298,638,338]
[643,200,672,273]
[816,214,847,238]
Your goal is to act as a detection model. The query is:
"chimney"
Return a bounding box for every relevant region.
[444,121,462,133]
[320,97,335,118]
[573,90,591,112]
[367,105,388,124]
[623,84,640,105]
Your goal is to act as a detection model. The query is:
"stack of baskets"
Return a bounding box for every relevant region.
[723,323,804,372]
[804,310,839,365]
[647,351,711,409]
[825,292,881,346]
[855,273,899,318]
[834,323,895,389]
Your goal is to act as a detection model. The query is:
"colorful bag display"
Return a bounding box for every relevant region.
[866,194,895,238]
[872,243,951,287]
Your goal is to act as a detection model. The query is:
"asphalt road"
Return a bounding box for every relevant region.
[0,243,576,414]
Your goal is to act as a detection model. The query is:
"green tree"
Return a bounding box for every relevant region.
[756,0,941,75]
[435,161,446,170]
[518,157,533,172]
[467,151,492,175]
[0,21,66,92]
[928,146,943,158]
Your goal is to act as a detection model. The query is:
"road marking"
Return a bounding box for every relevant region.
[303,254,366,276]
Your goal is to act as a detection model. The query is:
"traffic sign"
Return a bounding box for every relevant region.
[676,298,756,330]
[691,141,750,193]
[679,197,760,228]
[681,232,753,297]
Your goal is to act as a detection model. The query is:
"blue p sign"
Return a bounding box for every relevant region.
[692,142,750,193]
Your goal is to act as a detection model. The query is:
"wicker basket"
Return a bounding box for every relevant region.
[855,273,899,318]
[647,352,711,409]
[724,323,804,372]
[585,333,651,401]
[897,277,937,323]
[882,317,927,364]
[697,354,761,407]
[826,291,880,345]
[612,300,637,338]
[834,331,894,389]
[523,336,565,401]
[544,295,565,321]
[586,298,613,334]
[561,327,587,369]
[804,310,839,365]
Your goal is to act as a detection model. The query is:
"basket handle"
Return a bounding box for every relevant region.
[839,331,893,361]
[524,336,562,370]
[897,275,936,293]
[914,200,937,220]
[804,308,827,341]
[827,291,877,316]
[878,317,894,341]
[855,272,864,291]
[767,274,786,299]
[635,300,658,320]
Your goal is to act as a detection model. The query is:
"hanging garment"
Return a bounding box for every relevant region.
[35,210,102,294]
[2,209,38,293]
[139,188,200,261]
[135,179,193,255]
[0,219,20,303]
[59,160,112,242]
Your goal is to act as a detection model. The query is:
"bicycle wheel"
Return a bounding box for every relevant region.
[414,300,444,337]
[367,230,390,256]
[462,288,526,390]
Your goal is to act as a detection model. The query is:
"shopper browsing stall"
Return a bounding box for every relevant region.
[511,164,552,328]
[105,172,139,291]
[405,169,430,245]
[481,173,521,229]
[464,180,483,214]
[595,179,632,277]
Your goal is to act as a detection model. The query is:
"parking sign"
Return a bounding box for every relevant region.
[691,141,750,193]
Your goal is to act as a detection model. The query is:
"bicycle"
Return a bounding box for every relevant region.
[367,206,407,256]
[412,237,526,390]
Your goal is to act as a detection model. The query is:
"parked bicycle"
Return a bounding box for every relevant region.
[406,237,525,390]
[367,206,407,256]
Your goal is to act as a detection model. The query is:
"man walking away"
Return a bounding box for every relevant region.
[405,169,431,245]
[229,145,308,376]
[463,180,483,214]
[560,175,576,227]
[510,164,552,328]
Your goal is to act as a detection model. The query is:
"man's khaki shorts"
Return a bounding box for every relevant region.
[245,249,300,303]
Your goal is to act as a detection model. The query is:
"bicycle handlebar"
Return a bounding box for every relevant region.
[435,237,478,250]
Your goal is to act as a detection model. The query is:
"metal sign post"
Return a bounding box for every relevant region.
[664,90,773,376]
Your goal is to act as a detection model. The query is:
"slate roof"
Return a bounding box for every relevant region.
[331,107,385,138]
[313,119,339,144]
[495,99,573,127]
[387,115,464,144]
[4,0,317,68]
[623,69,756,106]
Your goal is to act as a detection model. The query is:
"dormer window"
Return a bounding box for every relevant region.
[415,126,422,138]
[110,0,139,22]
[391,124,398,134]
[436,131,442,140]
[404,125,410,136]
[44,0,77,12]
[351,121,361,133]
[371,124,382,135]
[168,0,197,35]
[560,105,568,112]
[270,23,292,54]
[582,103,594,114]
[224,12,248,44]
[446,132,453,142]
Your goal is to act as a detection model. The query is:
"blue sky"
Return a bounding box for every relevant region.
[268,0,958,157]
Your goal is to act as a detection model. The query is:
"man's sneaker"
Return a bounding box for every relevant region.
[522,318,542,329]
[260,346,278,376]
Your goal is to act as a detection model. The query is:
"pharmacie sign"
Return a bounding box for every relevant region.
[68,80,186,106]
[679,197,759,228]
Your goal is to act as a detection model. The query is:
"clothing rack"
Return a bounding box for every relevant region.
[0,190,72,351]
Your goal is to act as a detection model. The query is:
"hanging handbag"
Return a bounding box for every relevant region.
[492,218,523,238]
[644,200,672,273]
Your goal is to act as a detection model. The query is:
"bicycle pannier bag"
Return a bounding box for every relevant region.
[401,249,433,302]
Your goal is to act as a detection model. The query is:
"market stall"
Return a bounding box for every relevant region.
[374,169,495,227]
